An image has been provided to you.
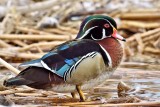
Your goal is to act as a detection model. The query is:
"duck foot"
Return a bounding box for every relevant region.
[76,85,85,102]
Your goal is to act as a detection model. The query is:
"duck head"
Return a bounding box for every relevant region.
[76,15,126,42]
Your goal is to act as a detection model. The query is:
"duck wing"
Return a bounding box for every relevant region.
[19,39,110,79]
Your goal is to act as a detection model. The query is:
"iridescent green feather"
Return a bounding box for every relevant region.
[76,15,117,39]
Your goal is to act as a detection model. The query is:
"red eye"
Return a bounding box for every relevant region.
[104,24,110,28]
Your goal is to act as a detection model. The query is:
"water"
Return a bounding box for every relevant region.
[90,68,160,101]
[0,67,160,106]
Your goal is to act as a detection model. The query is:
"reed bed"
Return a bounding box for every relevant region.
[0,0,160,106]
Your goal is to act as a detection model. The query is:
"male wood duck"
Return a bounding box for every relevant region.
[4,15,126,101]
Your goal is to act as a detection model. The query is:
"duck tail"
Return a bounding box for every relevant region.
[3,66,64,89]
[3,67,34,87]
[3,76,32,87]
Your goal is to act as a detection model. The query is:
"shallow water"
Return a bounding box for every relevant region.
[0,67,160,106]
[89,68,160,101]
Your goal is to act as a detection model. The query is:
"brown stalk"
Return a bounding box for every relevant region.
[0,34,71,41]
[0,58,20,74]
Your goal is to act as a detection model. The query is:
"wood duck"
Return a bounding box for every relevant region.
[4,15,126,101]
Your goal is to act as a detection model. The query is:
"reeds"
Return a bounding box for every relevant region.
[0,0,160,106]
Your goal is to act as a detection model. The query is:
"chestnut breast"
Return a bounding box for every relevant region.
[97,38,123,68]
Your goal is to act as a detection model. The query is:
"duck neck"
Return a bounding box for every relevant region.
[97,37,123,68]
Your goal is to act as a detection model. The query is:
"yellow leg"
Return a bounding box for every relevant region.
[71,92,76,98]
[76,85,85,101]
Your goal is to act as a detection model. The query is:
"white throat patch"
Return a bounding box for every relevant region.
[99,44,112,67]
[90,28,106,40]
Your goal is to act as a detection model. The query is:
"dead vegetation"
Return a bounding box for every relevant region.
[0,0,160,106]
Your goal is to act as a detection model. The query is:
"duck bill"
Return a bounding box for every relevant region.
[112,28,126,42]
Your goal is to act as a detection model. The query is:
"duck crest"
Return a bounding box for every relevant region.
[97,38,123,68]
[76,15,117,40]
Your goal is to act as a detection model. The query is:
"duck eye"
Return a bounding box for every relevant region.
[104,24,110,28]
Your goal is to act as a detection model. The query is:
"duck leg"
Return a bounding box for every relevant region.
[76,85,85,101]
[71,92,76,98]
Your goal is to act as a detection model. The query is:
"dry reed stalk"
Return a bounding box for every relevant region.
[0,0,65,18]
[61,101,101,106]
[127,27,160,43]
[57,25,78,34]
[0,14,15,34]
[126,28,160,49]
[11,40,27,47]
[121,20,160,28]
[129,8,160,13]
[10,96,79,103]
[0,51,44,59]
[16,26,52,35]
[0,40,12,48]
[71,35,77,39]
[109,9,121,17]
[0,63,20,68]
[154,37,160,48]
[144,47,160,54]
[18,41,65,52]
[123,44,134,58]
[0,58,20,74]
[35,46,44,53]
[0,88,35,95]
[118,24,141,33]
[14,93,46,97]
[59,5,74,24]
[69,9,109,17]
[62,21,81,28]
[143,32,160,43]
[0,34,71,41]
[43,28,72,35]
[134,34,144,53]
[120,13,160,20]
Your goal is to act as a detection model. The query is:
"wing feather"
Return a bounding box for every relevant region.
[19,59,42,68]
[18,39,110,79]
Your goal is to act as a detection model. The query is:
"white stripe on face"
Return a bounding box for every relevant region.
[79,26,98,39]
[80,18,116,40]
